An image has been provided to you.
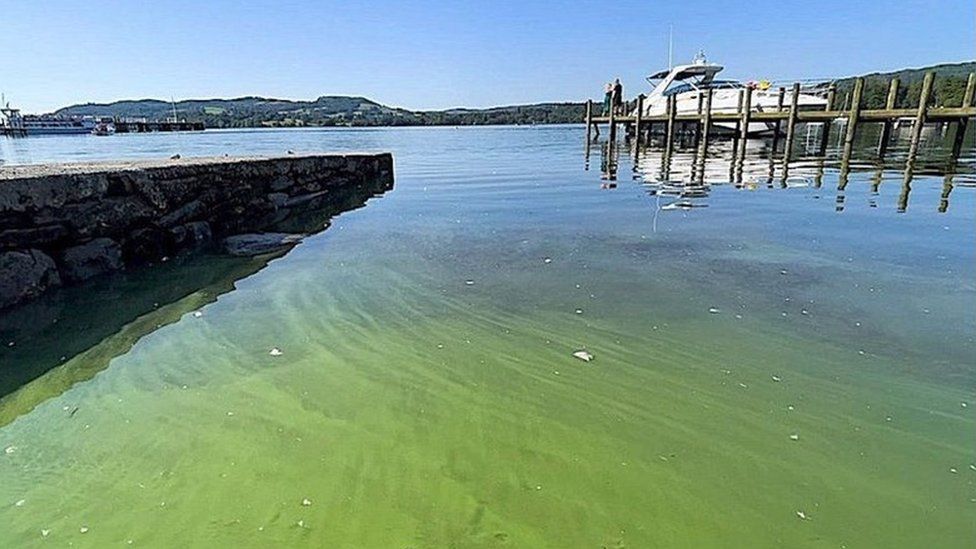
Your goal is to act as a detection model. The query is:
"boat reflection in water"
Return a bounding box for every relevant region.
[0,177,392,427]
[587,119,974,214]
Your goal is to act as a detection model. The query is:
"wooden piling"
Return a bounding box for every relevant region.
[782,83,801,174]
[730,89,745,179]
[737,86,753,171]
[904,71,935,177]
[664,95,677,160]
[950,72,975,158]
[585,100,593,144]
[817,83,837,155]
[634,95,645,147]
[771,87,785,149]
[876,78,899,157]
[608,89,618,145]
[839,77,865,187]
[693,92,705,148]
[695,89,714,182]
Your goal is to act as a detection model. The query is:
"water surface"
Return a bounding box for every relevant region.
[1,126,974,547]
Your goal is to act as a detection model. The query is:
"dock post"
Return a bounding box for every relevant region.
[664,95,677,161]
[904,71,935,181]
[737,86,753,177]
[771,87,785,150]
[839,77,865,187]
[729,89,746,176]
[877,78,900,157]
[950,73,975,159]
[634,94,645,148]
[782,83,801,177]
[695,89,714,182]
[585,100,593,143]
[608,89,618,146]
[818,84,837,156]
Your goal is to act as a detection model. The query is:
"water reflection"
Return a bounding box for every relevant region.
[592,120,974,213]
[0,179,392,426]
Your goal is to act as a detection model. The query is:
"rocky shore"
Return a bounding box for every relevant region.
[0,153,393,309]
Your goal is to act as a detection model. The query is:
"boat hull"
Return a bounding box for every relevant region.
[640,88,828,136]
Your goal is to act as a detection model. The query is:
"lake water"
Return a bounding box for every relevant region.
[1,125,974,547]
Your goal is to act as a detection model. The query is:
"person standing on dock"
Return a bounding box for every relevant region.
[602,83,613,116]
[613,78,624,114]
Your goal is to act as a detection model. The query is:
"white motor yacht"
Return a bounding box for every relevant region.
[637,52,829,136]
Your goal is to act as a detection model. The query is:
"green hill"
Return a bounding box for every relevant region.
[54,96,585,128]
[51,61,972,127]
[832,61,975,109]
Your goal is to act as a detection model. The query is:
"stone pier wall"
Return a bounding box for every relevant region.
[0,153,393,309]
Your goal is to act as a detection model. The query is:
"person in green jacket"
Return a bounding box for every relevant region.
[602,82,613,116]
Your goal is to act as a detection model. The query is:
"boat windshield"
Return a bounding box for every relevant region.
[662,79,744,96]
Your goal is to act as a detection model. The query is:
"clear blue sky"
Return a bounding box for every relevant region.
[0,0,972,113]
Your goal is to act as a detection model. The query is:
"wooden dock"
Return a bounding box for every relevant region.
[585,71,976,182]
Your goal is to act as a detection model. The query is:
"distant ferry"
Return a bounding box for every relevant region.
[1,104,96,136]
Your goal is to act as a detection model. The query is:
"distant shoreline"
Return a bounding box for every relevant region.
[28,60,975,128]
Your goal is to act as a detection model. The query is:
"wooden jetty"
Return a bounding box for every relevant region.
[584,71,976,182]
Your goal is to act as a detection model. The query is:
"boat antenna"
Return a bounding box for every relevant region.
[668,25,673,70]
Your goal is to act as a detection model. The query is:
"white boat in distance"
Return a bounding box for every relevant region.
[1,104,96,136]
[636,51,829,136]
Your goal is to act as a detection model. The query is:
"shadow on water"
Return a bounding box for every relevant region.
[0,178,392,427]
[586,120,975,213]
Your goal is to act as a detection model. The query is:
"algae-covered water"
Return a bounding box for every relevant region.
[1,126,974,547]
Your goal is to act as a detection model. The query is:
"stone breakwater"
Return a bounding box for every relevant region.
[0,153,393,309]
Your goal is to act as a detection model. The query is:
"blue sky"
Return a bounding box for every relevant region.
[0,0,972,113]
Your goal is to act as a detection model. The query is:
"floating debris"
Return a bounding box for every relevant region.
[771,375,782,383]
[302,498,312,506]
[193,311,203,318]
[949,467,958,474]
[574,308,583,315]
[297,520,306,528]
[269,348,283,357]
[796,510,810,520]
[572,350,594,362]
[15,499,25,507]
[543,257,552,264]
[789,434,799,441]
[708,307,720,314]
[962,402,968,408]
[80,526,89,534]
[465,280,475,286]
[41,529,50,537]
[4,446,15,455]
[787,405,795,411]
